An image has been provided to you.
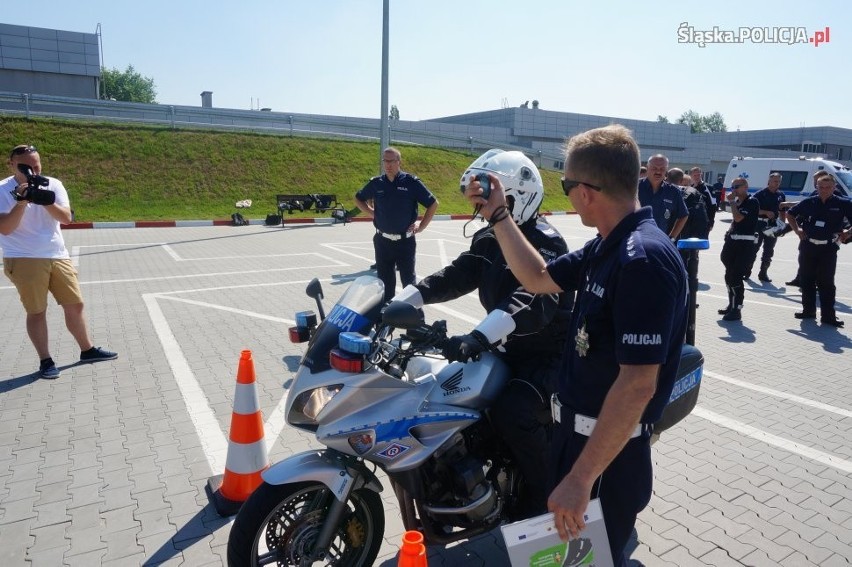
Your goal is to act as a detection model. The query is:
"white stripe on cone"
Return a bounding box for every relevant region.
[233,382,261,415]
[225,439,269,475]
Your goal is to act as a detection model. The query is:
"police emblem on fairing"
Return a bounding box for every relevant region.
[377,443,410,460]
[441,369,471,396]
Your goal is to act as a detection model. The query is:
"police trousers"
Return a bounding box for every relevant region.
[550,419,653,566]
[490,356,559,518]
[721,238,753,286]
[373,232,416,303]
[798,240,839,317]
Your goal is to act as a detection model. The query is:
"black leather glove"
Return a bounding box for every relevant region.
[442,330,490,363]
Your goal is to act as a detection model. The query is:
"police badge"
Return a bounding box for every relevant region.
[576,321,590,357]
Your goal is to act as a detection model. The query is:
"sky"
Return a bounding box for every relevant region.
[4,0,851,130]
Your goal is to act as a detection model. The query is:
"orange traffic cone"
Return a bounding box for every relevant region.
[398,530,428,567]
[207,350,269,516]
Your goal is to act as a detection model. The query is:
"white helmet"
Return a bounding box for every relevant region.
[460,149,544,224]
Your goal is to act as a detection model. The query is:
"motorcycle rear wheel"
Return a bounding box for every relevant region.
[227,481,385,567]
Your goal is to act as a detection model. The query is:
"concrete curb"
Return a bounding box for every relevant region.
[60,211,575,229]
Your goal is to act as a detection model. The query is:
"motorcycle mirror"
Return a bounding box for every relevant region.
[305,278,323,300]
[305,278,325,320]
[381,301,424,330]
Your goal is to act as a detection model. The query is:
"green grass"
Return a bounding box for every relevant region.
[0,116,573,221]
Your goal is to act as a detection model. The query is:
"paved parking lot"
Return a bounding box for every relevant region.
[0,213,850,566]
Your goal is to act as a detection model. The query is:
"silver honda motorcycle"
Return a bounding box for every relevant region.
[227,275,703,566]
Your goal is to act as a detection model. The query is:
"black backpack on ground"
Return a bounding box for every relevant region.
[231,212,249,226]
[681,187,709,239]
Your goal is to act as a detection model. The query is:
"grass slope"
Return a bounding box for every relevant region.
[0,116,572,221]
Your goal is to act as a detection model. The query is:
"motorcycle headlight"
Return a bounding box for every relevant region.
[291,384,343,424]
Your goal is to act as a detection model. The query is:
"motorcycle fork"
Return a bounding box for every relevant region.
[306,471,363,562]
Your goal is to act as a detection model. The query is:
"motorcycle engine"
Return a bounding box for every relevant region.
[420,431,500,527]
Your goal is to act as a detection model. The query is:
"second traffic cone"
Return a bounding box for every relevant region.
[207,350,269,516]
[398,530,428,567]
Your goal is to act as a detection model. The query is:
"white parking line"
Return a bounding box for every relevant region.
[157,295,296,325]
[704,370,852,418]
[692,407,852,474]
[143,293,229,475]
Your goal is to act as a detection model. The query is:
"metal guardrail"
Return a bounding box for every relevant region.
[0,91,566,170]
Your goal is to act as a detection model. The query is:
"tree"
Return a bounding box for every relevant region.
[676,110,728,133]
[101,65,157,103]
[703,111,728,133]
[389,105,400,121]
[656,115,670,124]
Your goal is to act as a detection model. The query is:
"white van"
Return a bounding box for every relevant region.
[723,157,852,199]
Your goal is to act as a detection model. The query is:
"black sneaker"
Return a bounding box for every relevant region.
[794,312,816,320]
[79,346,118,363]
[785,279,801,287]
[717,307,731,315]
[39,358,60,379]
[821,317,845,328]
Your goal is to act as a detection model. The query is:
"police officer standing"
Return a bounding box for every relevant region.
[466,125,687,564]
[355,147,438,303]
[750,172,786,282]
[718,178,759,321]
[638,154,688,240]
[786,173,852,327]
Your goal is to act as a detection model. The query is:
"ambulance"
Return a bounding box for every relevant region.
[723,157,852,199]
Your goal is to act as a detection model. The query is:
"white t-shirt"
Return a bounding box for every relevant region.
[0,175,71,259]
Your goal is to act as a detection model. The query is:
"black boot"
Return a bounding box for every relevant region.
[718,286,735,315]
[758,262,772,283]
[723,309,742,321]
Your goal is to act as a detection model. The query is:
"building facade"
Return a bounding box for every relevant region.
[0,23,100,99]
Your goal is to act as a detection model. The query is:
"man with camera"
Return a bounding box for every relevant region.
[0,145,117,379]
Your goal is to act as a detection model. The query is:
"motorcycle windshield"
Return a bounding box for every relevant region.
[301,276,385,373]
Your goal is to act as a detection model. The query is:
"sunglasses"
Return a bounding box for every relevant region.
[561,177,603,197]
[9,145,37,159]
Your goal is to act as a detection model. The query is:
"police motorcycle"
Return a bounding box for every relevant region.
[227,147,705,566]
[227,272,704,566]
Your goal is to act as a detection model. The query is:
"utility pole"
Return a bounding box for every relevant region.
[378,0,390,174]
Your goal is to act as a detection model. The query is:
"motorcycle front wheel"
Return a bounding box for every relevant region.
[227,481,385,567]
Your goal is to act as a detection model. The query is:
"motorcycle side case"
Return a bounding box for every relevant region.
[655,344,703,434]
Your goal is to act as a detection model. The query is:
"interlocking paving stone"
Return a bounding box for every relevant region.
[2,218,849,565]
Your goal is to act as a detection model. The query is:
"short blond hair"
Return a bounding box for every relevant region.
[563,124,640,200]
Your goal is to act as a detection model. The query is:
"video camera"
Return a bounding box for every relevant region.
[13,164,55,206]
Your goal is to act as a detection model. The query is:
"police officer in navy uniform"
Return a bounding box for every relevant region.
[638,154,689,240]
[355,147,438,303]
[465,125,687,565]
[786,173,852,327]
[718,177,759,321]
[749,172,786,282]
[393,149,573,519]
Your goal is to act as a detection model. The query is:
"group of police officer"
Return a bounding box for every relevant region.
[722,170,852,327]
[353,140,849,565]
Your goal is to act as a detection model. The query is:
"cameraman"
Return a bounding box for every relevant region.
[0,145,117,379]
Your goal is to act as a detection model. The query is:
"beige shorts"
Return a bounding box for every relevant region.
[3,258,84,314]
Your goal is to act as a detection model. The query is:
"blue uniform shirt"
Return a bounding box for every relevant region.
[546,207,688,423]
[637,178,688,234]
[355,171,436,234]
[730,195,760,235]
[753,188,786,218]
[788,194,852,241]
